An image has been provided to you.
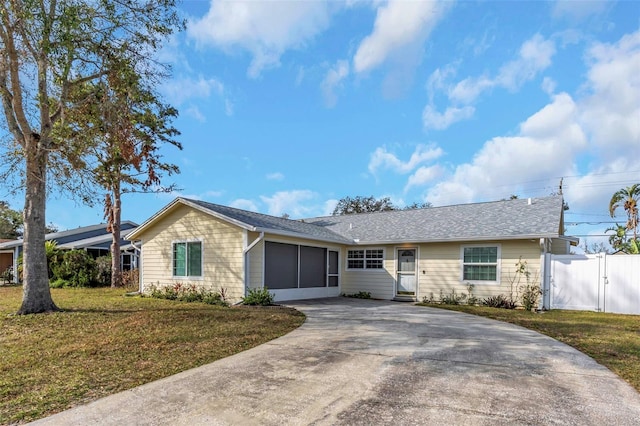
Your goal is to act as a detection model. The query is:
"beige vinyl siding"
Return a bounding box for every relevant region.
[138,204,246,301]
[417,240,541,302]
[342,247,395,299]
[247,239,264,290]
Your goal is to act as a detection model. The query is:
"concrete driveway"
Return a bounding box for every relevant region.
[32,298,640,425]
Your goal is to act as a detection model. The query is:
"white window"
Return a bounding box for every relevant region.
[461,245,500,283]
[173,240,202,277]
[347,249,384,270]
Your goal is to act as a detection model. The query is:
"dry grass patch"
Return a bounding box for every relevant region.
[420,304,640,392]
[0,286,305,424]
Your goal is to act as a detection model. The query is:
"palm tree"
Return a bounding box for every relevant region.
[609,183,640,241]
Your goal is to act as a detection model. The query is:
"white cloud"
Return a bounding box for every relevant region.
[426,92,586,206]
[447,34,556,105]
[496,34,556,91]
[447,75,493,105]
[266,172,285,181]
[260,190,317,217]
[579,31,640,159]
[552,0,609,21]
[184,106,206,123]
[368,144,443,175]
[163,76,224,105]
[188,1,332,78]
[230,199,259,212]
[424,30,640,213]
[353,0,447,74]
[404,165,444,192]
[422,105,475,130]
[321,60,350,108]
[323,199,339,216]
[163,75,233,117]
[426,64,458,102]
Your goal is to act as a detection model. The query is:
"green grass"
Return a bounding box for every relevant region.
[418,303,640,392]
[0,286,305,424]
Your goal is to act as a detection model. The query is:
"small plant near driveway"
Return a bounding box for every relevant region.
[343,291,372,299]
[242,287,276,306]
[148,282,228,306]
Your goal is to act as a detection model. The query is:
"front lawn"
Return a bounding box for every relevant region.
[419,304,640,392]
[0,286,305,424]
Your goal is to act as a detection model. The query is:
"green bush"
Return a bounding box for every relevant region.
[50,250,100,287]
[242,287,275,306]
[343,291,372,299]
[49,278,69,288]
[148,283,228,306]
[483,294,517,309]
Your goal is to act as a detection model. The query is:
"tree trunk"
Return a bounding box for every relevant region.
[110,186,122,288]
[18,134,58,314]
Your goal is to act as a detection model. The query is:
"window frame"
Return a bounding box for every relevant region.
[346,248,385,271]
[172,239,203,279]
[460,244,501,284]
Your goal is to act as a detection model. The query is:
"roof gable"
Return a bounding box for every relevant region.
[127,198,352,244]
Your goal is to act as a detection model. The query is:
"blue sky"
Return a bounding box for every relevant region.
[7,1,640,248]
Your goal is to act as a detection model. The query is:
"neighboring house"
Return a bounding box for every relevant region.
[0,221,139,283]
[126,196,578,307]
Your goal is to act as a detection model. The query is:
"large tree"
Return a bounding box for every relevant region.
[332,196,433,215]
[332,196,396,215]
[609,183,640,241]
[65,62,181,287]
[0,0,182,314]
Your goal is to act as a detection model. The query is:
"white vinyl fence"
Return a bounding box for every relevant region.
[549,253,640,315]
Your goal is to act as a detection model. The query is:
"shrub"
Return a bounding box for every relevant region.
[49,278,69,288]
[2,267,13,284]
[439,288,466,305]
[466,283,479,306]
[50,250,99,287]
[521,283,542,311]
[483,294,517,309]
[422,292,436,304]
[95,256,112,286]
[121,269,139,289]
[242,287,275,306]
[148,282,228,306]
[343,291,372,299]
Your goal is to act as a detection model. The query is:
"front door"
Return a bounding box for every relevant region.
[397,249,416,295]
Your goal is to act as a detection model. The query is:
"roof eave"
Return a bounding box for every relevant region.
[350,233,570,246]
[257,227,352,245]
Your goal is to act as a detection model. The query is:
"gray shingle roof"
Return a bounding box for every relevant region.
[304,196,566,244]
[185,199,353,244]
[129,196,568,246]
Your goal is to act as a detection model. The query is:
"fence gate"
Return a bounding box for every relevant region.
[550,254,640,315]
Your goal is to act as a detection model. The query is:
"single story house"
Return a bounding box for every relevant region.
[126,196,578,308]
[0,221,139,283]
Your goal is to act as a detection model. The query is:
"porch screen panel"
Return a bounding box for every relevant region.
[300,246,326,288]
[265,242,298,289]
[328,250,339,287]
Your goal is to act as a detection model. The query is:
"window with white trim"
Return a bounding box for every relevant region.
[173,241,202,277]
[347,249,384,270]
[462,246,499,282]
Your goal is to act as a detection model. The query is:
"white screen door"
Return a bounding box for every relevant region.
[397,249,416,295]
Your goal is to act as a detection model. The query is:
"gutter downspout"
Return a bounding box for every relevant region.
[243,232,264,298]
[540,238,550,310]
